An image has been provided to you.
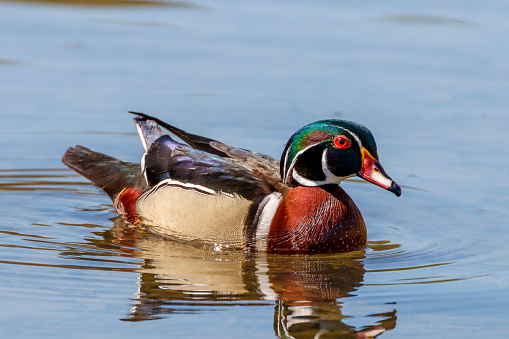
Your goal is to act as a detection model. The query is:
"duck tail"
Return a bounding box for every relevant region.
[62,145,147,201]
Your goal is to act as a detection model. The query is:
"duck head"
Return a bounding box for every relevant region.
[280,119,401,197]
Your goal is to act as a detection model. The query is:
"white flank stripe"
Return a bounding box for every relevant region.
[143,178,217,197]
[255,192,282,252]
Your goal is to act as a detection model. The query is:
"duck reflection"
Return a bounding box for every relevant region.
[109,218,396,337]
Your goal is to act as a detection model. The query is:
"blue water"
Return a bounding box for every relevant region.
[1,1,509,337]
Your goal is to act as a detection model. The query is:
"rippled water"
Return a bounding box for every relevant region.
[1,0,509,338]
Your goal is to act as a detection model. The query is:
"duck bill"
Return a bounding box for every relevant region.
[357,147,401,197]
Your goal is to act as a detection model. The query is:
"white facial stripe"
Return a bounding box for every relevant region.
[284,143,318,184]
[282,145,292,182]
[340,127,362,149]
[255,192,283,252]
[285,127,362,186]
[321,148,333,180]
[292,169,321,186]
[288,141,357,186]
[321,148,355,184]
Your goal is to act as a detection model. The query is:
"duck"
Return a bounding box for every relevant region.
[62,112,401,254]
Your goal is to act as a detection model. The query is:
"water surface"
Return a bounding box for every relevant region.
[1,0,509,338]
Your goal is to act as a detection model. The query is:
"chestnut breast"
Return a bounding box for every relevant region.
[267,185,366,254]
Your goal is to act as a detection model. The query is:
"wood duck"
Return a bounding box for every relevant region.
[62,112,401,254]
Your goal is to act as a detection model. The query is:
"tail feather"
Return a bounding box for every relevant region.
[129,111,228,157]
[62,145,147,200]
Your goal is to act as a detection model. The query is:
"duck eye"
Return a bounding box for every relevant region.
[333,135,351,149]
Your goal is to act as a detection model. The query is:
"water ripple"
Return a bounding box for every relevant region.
[0,168,95,193]
[0,167,486,336]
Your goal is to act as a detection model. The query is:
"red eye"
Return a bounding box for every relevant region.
[334,135,351,149]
